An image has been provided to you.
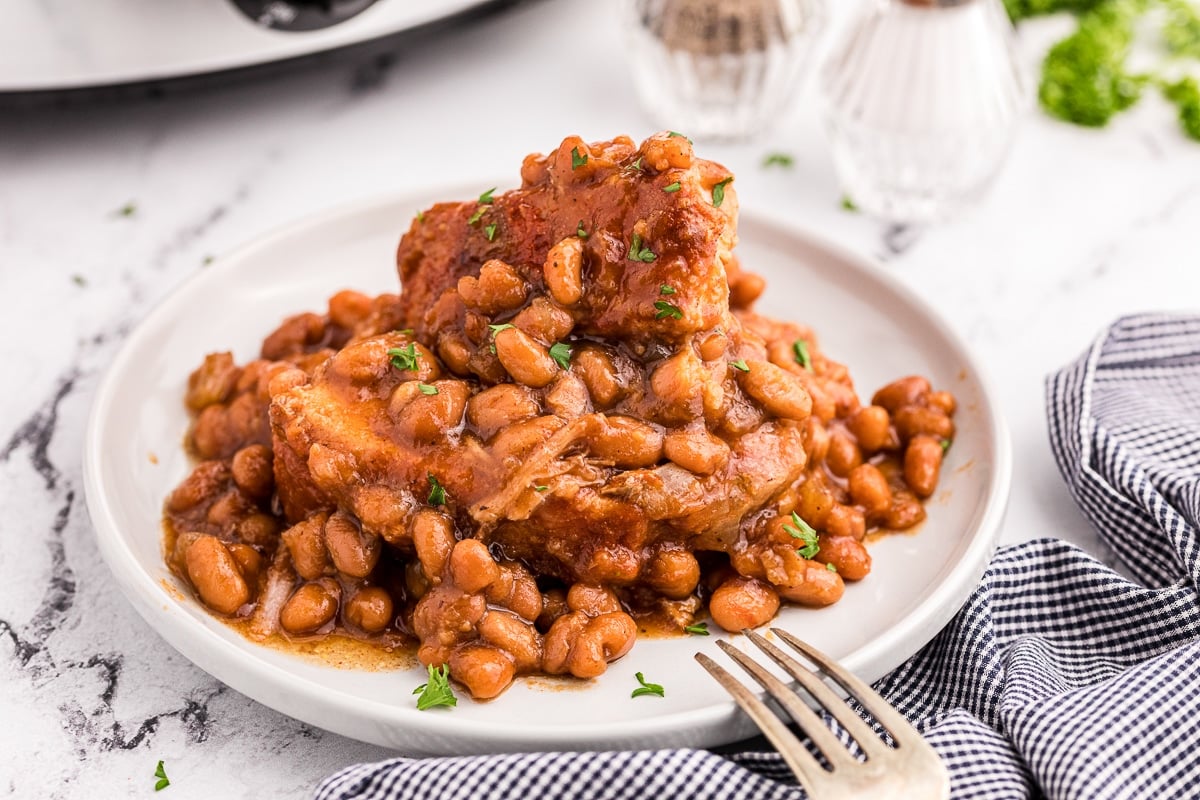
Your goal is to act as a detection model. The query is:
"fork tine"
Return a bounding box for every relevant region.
[772,628,922,749]
[695,652,826,794]
[744,630,893,761]
[714,641,858,770]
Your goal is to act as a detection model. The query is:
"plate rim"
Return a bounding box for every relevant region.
[83,189,1012,752]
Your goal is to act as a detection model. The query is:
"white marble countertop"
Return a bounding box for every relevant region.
[3,0,1200,797]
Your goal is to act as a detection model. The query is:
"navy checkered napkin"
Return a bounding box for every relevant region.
[317,313,1200,800]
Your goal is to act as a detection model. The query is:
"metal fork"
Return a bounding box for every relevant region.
[696,628,949,799]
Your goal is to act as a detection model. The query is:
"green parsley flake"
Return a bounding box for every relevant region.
[478,187,497,204]
[571,146,588,169]
[484,223,498,241]
[792,339,812,371]
[534,485,549,492]
[783,511,820,559]
[826,562,838,573]
[576,220,589,239]
[712,177,733,208]
[416,209,426,222]
[631,671,665,698]
[388,343,420,372]
[114,201,137,218]
[418,383,438,395]
[467,208,485,225]
[667,131,693,144]
[841,195,859,213]
[489,323,515,335]
[71,274,87,287]
[624,157,644,173]
[202,255,215,267]
[659,284,676,295]
[153,760,170,792]
[762,152,795,168]
[663,181,682,193]
[628,233,657,263]
[731,359,750,372]
[412,663,458,710]
[941,438,953,454]
[427,474,446,506]
[549,341,573,370]
[654,300,683,320]
[683,621,710,636]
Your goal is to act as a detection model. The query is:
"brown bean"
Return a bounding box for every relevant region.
[323,512,381,578]
[905,435,944,498]
[589,416,664,468]
[280,581,340,635]
[450,644,516,699]
[544,373,591,418]
[643,134,693,171]
[512,297,575,343]
[846,405,894,453]
[825,430,862,478]
[848,463,892,515]
[490,415,565,460]
[885,494,926,530]
[709,577,780,633]
[227,543,263,587]
[236,513,281,547]
[872,376,932,413]
[824,504,866,540]
[437,332,474,376]
[796,476,836,528]
[536,588,570,632]
[663,429,729,475]
[344,586,394,633]
[167,461,230,513]
[186,352,240,411]
[494,327,559,388]
[778,563,845,606]
[926,390,957,416]
[543,237,584,306]
[737,360,812,421]
[542,612,589,674]
[575,347,623,409]
[566,612,637,679]
[449,539,500,593]
[412,510,456,582]
[184,535,250,615]
[566,583,622,616]
[412,586,486,645]
[803,417,831,465]
[650,350,704,421]
[479,610,542,672]
[281,515,329,581]
[818,537,871,581]
[459,259,527,314]
[644,548,701,600]
[697,330,729,361]
[894,405,955,442]
[394,380,470,443]
[231,444,274,499]
[467,384,540,439]
[327,289,373,329]
[729,271,765,308]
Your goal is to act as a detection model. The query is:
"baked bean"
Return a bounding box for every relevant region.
[650,351,704,421]
[262,312,325,360]
[437,332,474,376]
[324,512,381,578]
[185,534,251,615]
[663,429,729,475]
[803,417,831,465]
[227,543,263,587]
[824,504,866,540]
[479,610,542,672]
[848,463,892,515]
[344,586,394,633]
[186,352,239,411]
[167,461,231,513]
[846,405,894,453]
[351,484,411,544]
[405,560,431,600]
[280,580,340,635]
[327,289,374,329]
[777,564,845,607]
[467,384,540,439]
[643,133,693,171]
[494,327,559,388]
[545,373,591,418]
[543,237,584,306]
[537,588,570,631]
[513,297,574,343]
[412,586,486,645]
[395,380,470,442]
[459,260,527,314]
[566,612,637,679]
[281,515,329,580]
[393,342,442,383]
[818,536,871,581]
[796,477,836,528]
[709,577,780,632]
[205,491,253,529]
[566,583,622,616]
[697,330,729,361]
[450,644,516,699]
[449,539,500,593]
[885,494,926,529]
[542,612,589,674]
[926,390,957,416]
[872,376,932,413]
[231,444,274,499]
[905,435,944,498]
[894,405,955,442]
[267,366,307,399]
[490,415,565,460]
[825,431,862,478]
[729,272,765,309]
[237,513,281,547]
[737,360,812,421]
[575,347,622,409]
[644,548,701,600]
[412,510,456,582]
[589,416,664,468]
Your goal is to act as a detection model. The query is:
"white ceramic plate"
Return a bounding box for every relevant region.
[84,189,1011,755]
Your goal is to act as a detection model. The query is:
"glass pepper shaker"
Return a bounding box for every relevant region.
[819,0,1026,223]
[622,0,827,141]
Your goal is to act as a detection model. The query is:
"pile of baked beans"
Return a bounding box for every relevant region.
[163,133,956,701]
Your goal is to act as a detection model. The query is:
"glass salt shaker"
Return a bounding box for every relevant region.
[623,0,826,141]
[819,0,1026,223]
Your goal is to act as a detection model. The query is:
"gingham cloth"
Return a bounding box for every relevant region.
[316,313,1200,800]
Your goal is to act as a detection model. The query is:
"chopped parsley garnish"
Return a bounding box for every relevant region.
[388,343,420,372]
[792,339,812,371]
[624,157,644,173]
[478,187,497,204]
[762,152,795,168]
[489,323,515,335]
[416,210,425,222]
[826,562,838,573]
[711,177,733,208]
[71,274,87,287]
[841,195,859,212]
[654,300,683,320]
[549,341,573,370]
[571,146,588,169]
[534,485,549,492]
[427,474,446,506]
[684,621,710,636]
[412,663,458,710]
[153,760,170,792]
[941,438,953,454]
[114,201,137,218]
[667,131,693,143]
[202,255,214,266]
[663,181,682,193]
[731,359,750,372]
[783,511,820,559]
[418,383,438,395]
[576,220,589,239]
[628,233,657,263]
[396,328,415,335]
[467,208,485,225]
[631,672,665,698]
[484,223,498,241]
[659,284,676,295]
